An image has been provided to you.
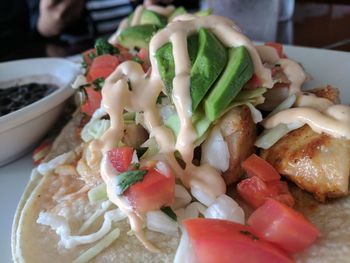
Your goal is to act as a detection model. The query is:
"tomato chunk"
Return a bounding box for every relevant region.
[87,54,119,82]
[184,218,293,263]
[248,198,320,253]
[237,176,294,208]
[125,163,175,213]
[265,42,287,58]
[242,154,280,182]
[107,147,134,173]
[80,88,102,116]
[82,48,96,66]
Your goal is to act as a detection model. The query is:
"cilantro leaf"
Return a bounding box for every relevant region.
[93,77,105,90]
[114,170,147,195]
[95,38,120,56]
[161,206,177,221]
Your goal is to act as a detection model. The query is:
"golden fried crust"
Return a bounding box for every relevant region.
[219,106,256,185]
[308,85,340,104]
[261,86,349,201]
[261,125,350,201]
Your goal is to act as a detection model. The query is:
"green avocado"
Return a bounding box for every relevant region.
[190,28,227,111]
[140,9,167,28]
[155,33,199,97]
[204,46,254,121]
[155,28,227,111]
[117,24,159,49]
[127,9,167,28]
[168,6,187,21]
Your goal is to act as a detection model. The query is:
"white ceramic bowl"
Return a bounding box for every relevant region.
[0,58,80,166]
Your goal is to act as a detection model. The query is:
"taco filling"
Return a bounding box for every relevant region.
[12,4,350,263]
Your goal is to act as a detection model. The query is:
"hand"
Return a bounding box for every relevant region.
[37,0,85,37]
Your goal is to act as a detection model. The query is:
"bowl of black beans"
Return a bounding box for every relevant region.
[0,58,80,166]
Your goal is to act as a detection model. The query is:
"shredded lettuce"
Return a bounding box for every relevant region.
[88,183,107,203]
[81,119,110,142]
[72,228,120,263]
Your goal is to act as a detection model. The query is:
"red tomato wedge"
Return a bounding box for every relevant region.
[87,54,119,82]
[265,42,287,58]
[237,176,294,208]
[82,48,96,66]
[81,88,102,116]
[125,164,175,213]
[107,147,134,173]
[248,198,320,253]
[183,218,293,263]
[242,154,280,182]
[245,73,262,89]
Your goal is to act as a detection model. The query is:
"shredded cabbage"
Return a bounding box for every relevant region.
[37,208,126,249]
[72,228,120,263]
[201,126,230,172]
[37,152,75,176]
[88,183,107,203]
[268,94,297,117]
[81,119,110,142]
[79,201,111,234]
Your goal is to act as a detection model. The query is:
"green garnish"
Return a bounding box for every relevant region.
[161,206,177,221]
[93,77,105,90]
[95,38,120,56]
[88,52,96,61]
[132,56,144,64]
[115,170,147,195]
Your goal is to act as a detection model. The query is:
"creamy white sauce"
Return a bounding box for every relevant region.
[278,58,306,94]
[91,14,277,251]
[263,93,350,140]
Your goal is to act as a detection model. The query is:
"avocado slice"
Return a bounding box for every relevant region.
[168,6,187,21]
[156,28,227,111]
[117,24,158,49]
[190,28,227,111]
[165,110,211,140]
[204,46,254,121]
[155,33,199,97]
[140,9,167,28]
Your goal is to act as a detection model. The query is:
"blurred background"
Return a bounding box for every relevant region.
[0,0,349,61]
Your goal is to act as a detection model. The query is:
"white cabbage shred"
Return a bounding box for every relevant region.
[37,208,126,249]
[37,151,75,176]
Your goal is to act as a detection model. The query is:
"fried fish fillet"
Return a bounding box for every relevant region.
[261,87,350,201]
[219,105,257,185]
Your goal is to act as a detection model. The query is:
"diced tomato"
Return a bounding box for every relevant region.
[237,176,294,209]
[82,48,96,66]
[265,42,287,58]
[242,154,280,182]
[107,147,134,173]
[80,88,102,116]
[125,163,175,213]
[87,54,119,82]
[248,198,320,253]
[184,218,293,263]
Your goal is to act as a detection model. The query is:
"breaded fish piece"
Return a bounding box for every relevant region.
[219,106,257,185]
[261,87,350,202]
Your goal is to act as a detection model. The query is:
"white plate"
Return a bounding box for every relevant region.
[0,46,349,262]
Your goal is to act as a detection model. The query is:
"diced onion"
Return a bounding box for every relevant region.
[201,127,230,172]
[146,210,179,236]
[171,185,192,210]
[204,194,245,224]
[191,186,215,207]
[183,202,207,220]
[174,228,196,263]
[71,75,88,90]
[246,102,263,123]
[72,228,120,263]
